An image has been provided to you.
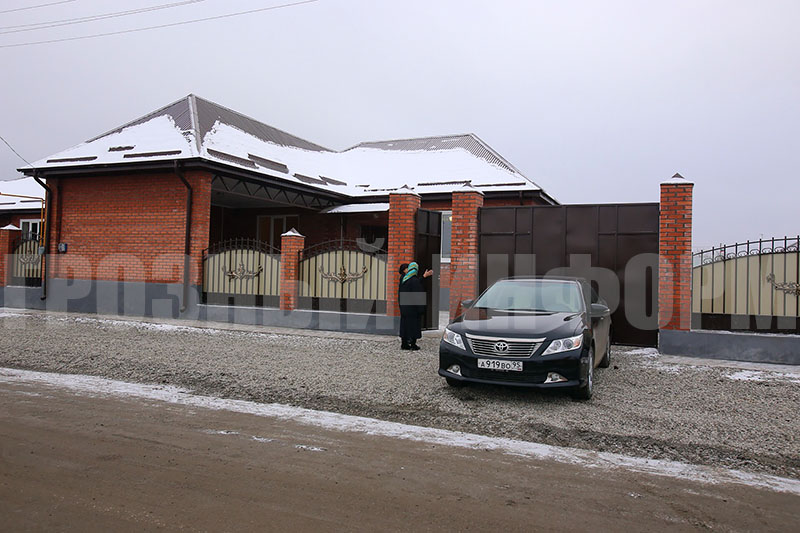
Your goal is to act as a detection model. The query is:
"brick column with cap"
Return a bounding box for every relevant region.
[449,185,484,321]
[279,228,305,311]
[387,188,421,317]
[659,173,694,330]
[0,227,21,287]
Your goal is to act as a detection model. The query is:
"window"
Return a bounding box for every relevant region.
[257,215,299,250]
[440,211,452,262]
[19,219,40,240]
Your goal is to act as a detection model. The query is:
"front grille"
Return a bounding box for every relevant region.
[465,334,543,358]
[468,368,547,383]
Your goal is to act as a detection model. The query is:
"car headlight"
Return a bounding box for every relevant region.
[542,334,583,355]
[442,328,466,350]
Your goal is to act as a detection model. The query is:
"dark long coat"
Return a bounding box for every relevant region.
[398,275,426,341]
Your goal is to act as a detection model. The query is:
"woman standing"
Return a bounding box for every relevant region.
[398,261,433,350]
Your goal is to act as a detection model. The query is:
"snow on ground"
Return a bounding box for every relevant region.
[726,369,800,384]
[1,366,799,496]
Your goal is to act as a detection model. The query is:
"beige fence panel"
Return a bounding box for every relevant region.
[298,248,387,302]
[12,239,41,282]
[202,240,280,299]
[692,239,799,318]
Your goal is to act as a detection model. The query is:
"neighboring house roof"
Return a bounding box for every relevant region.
[0,176,45,212]
[22,95,557,203]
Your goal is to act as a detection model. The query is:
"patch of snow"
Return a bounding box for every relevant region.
[295,445,326,452]
[251,436,274,443]
[2,367,800,496]
[726,370,800,384]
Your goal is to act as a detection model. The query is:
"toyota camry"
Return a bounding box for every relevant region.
[438,277,611,400]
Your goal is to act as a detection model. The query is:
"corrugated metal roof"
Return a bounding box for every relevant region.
[349,134,518,173]
[87,95,331,153]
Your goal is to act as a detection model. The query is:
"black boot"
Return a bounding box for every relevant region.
[410,342,421,351]
[401,339,411,350]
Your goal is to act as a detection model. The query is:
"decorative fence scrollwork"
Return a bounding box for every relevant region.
[297,239,388,313]
[692,235,800,333]
[202,238,280,306]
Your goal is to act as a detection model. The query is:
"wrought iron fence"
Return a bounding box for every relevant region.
[692,235,800,332]
[202,238,281,307]
[11,234,42,287]
[297,239,388,313]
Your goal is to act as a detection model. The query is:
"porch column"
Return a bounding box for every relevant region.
[0,227,21,286]
[449,185,484,321]
[387,188,421,316]
[280,229,305,311]
[659,173,694,331]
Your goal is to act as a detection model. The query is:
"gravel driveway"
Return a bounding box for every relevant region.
[2,309,798,479]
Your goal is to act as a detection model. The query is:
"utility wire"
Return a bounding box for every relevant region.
[0,133,34,168]
[0,0,76,15]
[0,0,320,49]
[0,0,206,34]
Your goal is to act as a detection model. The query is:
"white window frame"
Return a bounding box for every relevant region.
[440,211,452,263]
[19,218,41,237]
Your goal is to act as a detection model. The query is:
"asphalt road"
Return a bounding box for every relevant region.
[2,371,798,532]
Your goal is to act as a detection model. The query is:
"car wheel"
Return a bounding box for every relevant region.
[598,339,611,368]
[572,349,594,401]
[445,377,466,388]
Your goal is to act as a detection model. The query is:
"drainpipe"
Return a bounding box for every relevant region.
[32,172,51,300]
[175,162,192,313]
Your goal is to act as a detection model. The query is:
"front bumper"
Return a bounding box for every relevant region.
[439,341,584,389]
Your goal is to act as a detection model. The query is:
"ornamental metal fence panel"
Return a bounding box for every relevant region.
[11,233,42,287]
[297,239,387,314]
[692,235,800,333]
[202,238,280,307]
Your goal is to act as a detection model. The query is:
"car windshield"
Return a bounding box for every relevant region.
[473,280,584,313]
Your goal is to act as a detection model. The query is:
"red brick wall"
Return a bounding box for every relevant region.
[279,233,305,310]
[659,180,694,330]
[47,171,211,285]
[387,192,421,316]
[449,190,484,320]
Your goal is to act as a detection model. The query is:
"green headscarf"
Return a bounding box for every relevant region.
[402,261,418,283]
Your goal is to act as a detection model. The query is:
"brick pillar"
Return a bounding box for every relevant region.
[449,185,484,321]
[0,228,21,286]
[387,189,421,316]
[279,229,305,311]
[659,173,694,330]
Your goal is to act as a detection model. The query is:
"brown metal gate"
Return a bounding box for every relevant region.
[479,204,659,346]
[416,209,442,330]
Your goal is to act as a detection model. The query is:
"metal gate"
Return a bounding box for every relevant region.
[416,209,442,330]
[478,204,659,346]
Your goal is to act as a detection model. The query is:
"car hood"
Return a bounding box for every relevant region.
[448,307,585,339]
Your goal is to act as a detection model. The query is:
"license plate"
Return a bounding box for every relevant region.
[477,359,523,372]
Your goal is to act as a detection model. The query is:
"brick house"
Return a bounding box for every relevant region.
[6,94,558,330]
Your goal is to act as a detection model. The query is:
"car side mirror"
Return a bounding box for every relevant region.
[590,303,610,318]
[461,299,474,309]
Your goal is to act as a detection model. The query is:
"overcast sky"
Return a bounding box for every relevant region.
[1,0,798,250]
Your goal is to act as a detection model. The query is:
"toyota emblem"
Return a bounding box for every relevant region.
[494,341,509,353]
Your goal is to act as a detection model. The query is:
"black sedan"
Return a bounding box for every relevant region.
[438,277,612,400]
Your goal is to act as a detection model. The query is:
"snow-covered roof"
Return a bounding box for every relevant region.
[320,202,390,214]
[24,95,555,201]
[0,177,45,212]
